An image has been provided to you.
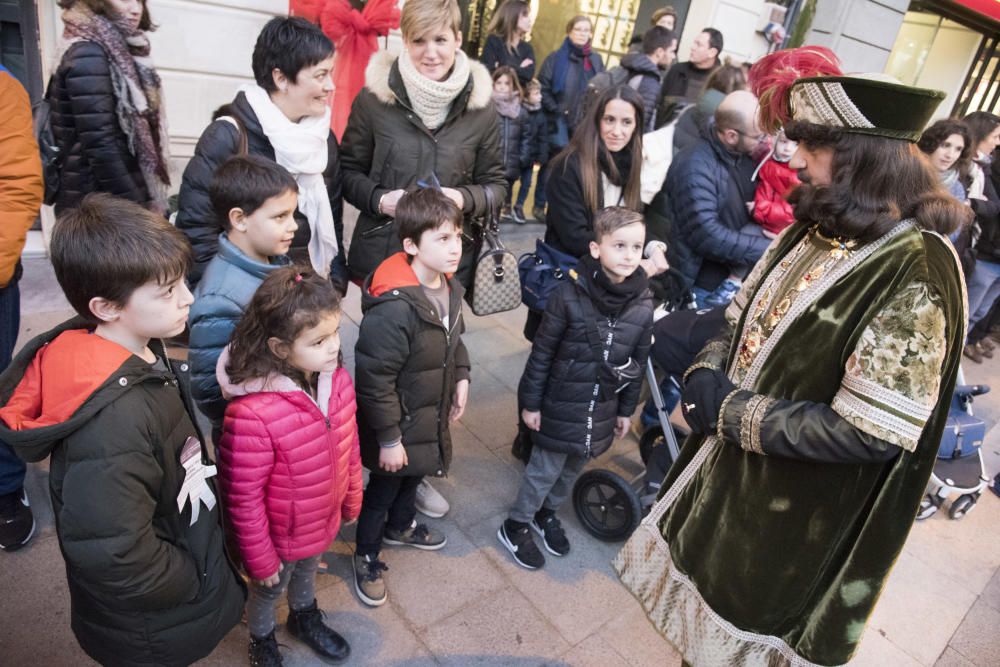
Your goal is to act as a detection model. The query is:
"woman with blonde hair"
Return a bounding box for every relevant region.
[479,0,535,86]
[341,0,506,286]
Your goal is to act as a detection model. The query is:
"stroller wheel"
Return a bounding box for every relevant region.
[915,493,939,521]
[949,493,977,520]
[572,469,642,542]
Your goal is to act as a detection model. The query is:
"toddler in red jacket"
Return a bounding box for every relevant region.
[752,128,801,238]
[217,266,362,666]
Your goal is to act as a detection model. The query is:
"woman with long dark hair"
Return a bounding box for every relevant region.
[544,85,645,259]
[50,0,169,215]
[479,0,535,86]
[917,119,973,203]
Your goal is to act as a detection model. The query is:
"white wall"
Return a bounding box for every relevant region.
[806,0,909,73]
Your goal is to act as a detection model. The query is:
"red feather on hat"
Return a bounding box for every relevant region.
[749,47,843,133]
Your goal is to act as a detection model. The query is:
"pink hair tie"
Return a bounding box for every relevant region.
[294,273,303,283]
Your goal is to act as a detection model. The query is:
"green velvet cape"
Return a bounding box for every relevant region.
[615,222,966,666]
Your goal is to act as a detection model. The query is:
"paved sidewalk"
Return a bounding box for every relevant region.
[3,222,1000,666]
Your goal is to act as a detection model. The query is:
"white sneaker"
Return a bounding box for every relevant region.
[415,479,449,518]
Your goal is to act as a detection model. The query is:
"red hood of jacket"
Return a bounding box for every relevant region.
[368,251,453,297]
[0,330,132,431]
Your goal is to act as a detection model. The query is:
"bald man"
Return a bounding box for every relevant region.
[658,89,770,308]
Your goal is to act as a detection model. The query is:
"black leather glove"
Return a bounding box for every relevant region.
[681,368,737,434]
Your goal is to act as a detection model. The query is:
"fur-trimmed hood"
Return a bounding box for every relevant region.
[364,49,493,111]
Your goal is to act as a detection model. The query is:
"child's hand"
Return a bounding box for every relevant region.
[450,379,470,422]
[520,58,534,68]
[256,564,283,588]
[379,444,408,472]
[522,410,541,431]
[614,416,630,439]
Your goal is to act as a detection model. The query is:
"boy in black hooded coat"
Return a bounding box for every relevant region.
[499,207,653,569]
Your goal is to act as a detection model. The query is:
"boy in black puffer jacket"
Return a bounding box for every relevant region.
[353,189,471,607]
[499,207,653,569]
[0,195,245,667]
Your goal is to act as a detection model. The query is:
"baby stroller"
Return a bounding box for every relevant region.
[570,354,686,541]
[570,307,726,541]
[916,377,990,521]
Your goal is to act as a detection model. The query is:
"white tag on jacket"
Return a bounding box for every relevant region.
[176,436,217,526]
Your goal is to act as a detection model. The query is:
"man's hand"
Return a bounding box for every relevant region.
[450,378,470,422]
[378,189,407,217]
[522,409,541,431]
[379,444,408,472]
[681,368,736,434]
[255,564,283,588]
[614,416,630,439]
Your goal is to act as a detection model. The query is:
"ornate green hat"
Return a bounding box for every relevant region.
[788,74,946,142]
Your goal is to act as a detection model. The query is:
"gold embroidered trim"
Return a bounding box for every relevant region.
[683,361,720,385]
[716,389,742,442]
[739,394,774,455]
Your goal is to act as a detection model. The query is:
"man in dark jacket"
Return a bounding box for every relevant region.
[656,27,723,125]
[658,90,770,306]
[619,26,676,131]
[0,195,244,667]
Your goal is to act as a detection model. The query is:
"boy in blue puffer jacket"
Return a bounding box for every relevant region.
[189,155,297,439]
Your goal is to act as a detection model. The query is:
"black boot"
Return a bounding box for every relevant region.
[286,599,350,664]
[248,630,283,667]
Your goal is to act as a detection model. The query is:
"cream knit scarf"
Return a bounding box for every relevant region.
[398,49,470,130]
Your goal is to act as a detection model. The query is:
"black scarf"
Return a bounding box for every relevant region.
[577,254,649,317]
[599,147,633,187]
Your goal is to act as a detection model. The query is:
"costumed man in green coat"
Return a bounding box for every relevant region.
[615,46,972,666]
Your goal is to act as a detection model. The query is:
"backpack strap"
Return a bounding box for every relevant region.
[217,115,249,156]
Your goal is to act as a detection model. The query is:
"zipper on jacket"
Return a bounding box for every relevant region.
[584,317,616,458]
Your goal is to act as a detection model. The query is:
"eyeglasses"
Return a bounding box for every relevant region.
[734,129,768,143]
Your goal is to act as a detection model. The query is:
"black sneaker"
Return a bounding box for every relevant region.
[0,487,35,551]
[383,520,446,550]
[353,553,388,607]
[497,519,545,569]
[512,205,527,224]
[287,599,350,664]
[249,630,283,667]
[531,510,570,556]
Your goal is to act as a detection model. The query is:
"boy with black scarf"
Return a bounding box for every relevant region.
[499,207,653,569]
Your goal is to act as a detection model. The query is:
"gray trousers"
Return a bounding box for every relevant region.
[246,554,322,638]
[510,446,587,523]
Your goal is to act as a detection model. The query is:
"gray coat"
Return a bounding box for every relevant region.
[340,51,507,284]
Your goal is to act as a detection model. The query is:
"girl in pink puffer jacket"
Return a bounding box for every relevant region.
[216,267,362,665]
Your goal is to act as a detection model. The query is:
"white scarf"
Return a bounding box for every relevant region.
[241,84,338,277]
[398,49,471,130]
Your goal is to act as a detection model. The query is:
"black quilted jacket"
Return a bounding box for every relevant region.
[49,41,149,212]
[175,92,346,288]
[519,265,653,458]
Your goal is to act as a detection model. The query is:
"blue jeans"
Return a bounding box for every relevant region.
[0,275,25,494]
[515,164,534,208]
[966,259,1000,334]
[533,159,551,210]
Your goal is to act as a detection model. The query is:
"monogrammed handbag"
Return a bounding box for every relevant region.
[469,189,521,316]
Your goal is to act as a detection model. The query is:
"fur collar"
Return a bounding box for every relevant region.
[365,50,493,111]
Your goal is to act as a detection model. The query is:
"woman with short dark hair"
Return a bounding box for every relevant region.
[50,0,169,215]
[176,16,346,291]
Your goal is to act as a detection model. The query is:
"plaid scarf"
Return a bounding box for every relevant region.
[62,4,170,213]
